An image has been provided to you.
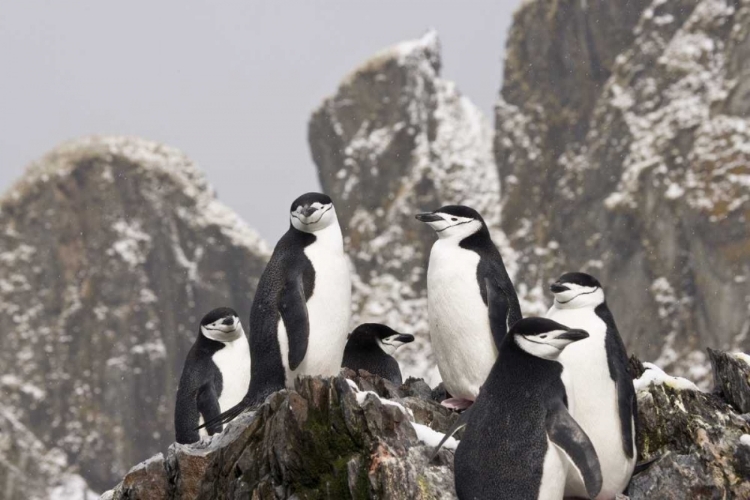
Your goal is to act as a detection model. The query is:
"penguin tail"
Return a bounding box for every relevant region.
[429,406,473,462]
[633,451,666,475]
[196,402,248,431]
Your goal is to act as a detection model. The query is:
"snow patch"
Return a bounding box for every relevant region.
[410,422,458,450]
[634,362,700,392]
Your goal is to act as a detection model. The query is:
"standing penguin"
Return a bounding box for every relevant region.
[204,193,351,427]
[342,323,415,385]
[455,283,602,500]
[174,307,250,444]
[416,205,521,409]
[546,272,636,499]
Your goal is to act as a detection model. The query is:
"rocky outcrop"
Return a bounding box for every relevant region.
[495,0,750,379]
[105,372,459,499]
[309,31,511,383]
[107,349,750,499]
[630,354,750,498]
[0,137,269,495]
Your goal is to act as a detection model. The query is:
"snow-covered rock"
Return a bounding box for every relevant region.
[309,31,516,383]
[495,0,750,382]
[0,136,269,494]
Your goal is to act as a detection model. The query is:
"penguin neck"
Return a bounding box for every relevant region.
[307,220,344,253]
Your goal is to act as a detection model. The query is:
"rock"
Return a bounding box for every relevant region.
[0,136,269,493]
[0,409,98,500]
[107,375,457,499]
[309,31,510,383]
[630,352,750,498]
[708,347,750,413]
[495,0,750,381]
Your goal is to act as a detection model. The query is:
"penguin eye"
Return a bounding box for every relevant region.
[540,335,548,339]
[451,218,457,222]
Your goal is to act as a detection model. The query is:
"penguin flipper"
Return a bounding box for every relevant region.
[598,304,637,459]
[175,384,201,444]
[281,274,309,371]
[196,383,223,435]
[484,277,509,349]
[429,405,473,461]
[546,399,602,499]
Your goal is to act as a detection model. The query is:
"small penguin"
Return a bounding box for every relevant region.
[202,193,351,428]
[342,323,415,385]
[454,284,602,500]
[546,272,636,499]
[416,205,521,409]
[174,307,250,444]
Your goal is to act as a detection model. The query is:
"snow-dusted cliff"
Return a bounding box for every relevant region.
[0,137,269,496]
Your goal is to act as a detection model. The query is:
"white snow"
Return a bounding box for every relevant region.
[740,434,750,448]
[733,352,750,368]
[410,422,458,450]
[47,474,99,500]
[634,362,701,392]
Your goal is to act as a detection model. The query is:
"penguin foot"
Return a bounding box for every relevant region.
[441,398,473,410]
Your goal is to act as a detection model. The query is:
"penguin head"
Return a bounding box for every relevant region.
[512,317,589,360]
[290,192,337,233]
[200,307,243,342]
[349,323,415,356]
[415,205,486,240]
[550,272,605,309]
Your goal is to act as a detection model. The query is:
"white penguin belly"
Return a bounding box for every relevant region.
[547,306,635,499]
[539,439,568,500]
[427,242,496,400]
[212,335,252,412]
[278,237,351,387]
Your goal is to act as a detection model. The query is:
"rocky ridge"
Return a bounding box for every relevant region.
[0,137,269,496]
[106,349,750,499]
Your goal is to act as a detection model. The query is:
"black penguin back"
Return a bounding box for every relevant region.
[459,224,523,328]
[247,227,316,404]
[342,325,404,386]
[596,301,637,459]
[174,334,225,444]
[454,337,566,500]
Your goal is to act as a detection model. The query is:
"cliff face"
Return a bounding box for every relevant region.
[309,31,512,382]
[0,137,269,496]
[495,0,750,378]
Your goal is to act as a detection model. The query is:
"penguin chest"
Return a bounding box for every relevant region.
[427,242,496,399]
[211,337,251,412]
[548,307,633,497]
[538,439,569,500]
[291,243,351,379]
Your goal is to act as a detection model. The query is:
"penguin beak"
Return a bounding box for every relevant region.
[550,282,569,293]
[301,206,317,217]
[556,329,589,342]
[415,212,442,223]
[395,334,415,344]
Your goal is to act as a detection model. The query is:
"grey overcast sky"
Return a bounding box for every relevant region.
[0,0,519,243]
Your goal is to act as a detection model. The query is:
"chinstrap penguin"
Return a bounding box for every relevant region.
[174,307,250,444]
[416,205,521,409]
[342,323,415,385]
[202,193,351,429]
[454,290,602,500]
[546,272,636,499]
